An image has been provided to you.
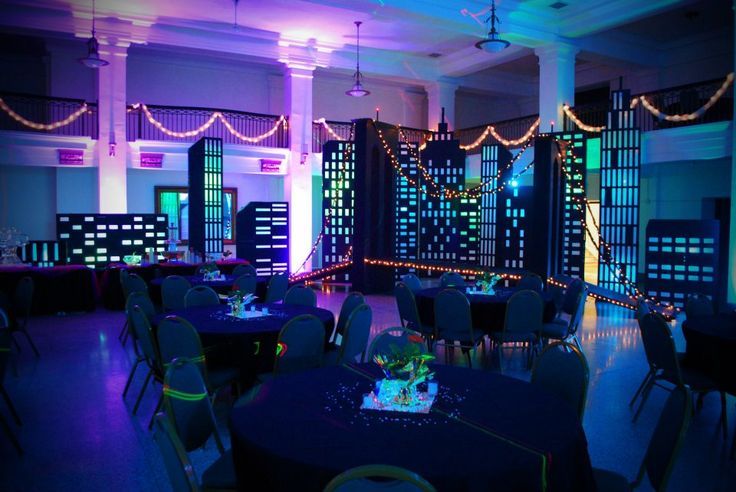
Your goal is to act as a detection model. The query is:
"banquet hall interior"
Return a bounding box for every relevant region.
[0,0,735,490]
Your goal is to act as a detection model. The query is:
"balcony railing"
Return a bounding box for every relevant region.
[0,92,98,139]
[126,104,289,148]
[312,120,352,152]
[455,114,540,154]
[564,77,733,133]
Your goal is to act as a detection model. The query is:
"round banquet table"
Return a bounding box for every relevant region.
[149,274,269,303]
[152,303,334,375]
[230,363,595,492]
[682,313,736,395]
[415,286,558,332]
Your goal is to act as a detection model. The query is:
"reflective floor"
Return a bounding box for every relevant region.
[1,289,735,491]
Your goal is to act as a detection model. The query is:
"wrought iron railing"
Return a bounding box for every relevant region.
[0,92,98,139]
[455,114,540,153]
[312,120,352,152]
[126,104,289,148]
[564,77,733,133]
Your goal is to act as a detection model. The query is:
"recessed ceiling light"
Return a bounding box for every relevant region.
[428,52,442,58]
[550,2,568,9]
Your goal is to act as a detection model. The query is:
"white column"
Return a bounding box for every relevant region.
[535,43,579,133]
[284,66,314,273]
[96,43,128,213]
[426,81,457,131]
[728,0,736,304]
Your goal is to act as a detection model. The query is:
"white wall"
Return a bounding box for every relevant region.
[0,165,56,239]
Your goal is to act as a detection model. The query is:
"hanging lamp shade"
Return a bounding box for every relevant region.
[475,0,510,53]
[346,21,370,97]
[79,0,109,68]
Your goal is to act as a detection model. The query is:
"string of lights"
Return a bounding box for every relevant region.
[0,98,90,131]
[290,260,353,283]
[364,258,522,280]
[314,118,347,141]
[561,104,606,132]
[458,118,541,150]
[131,103,288,143]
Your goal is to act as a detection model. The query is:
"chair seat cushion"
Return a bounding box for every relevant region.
[207,367,240,392]
[541,322,568,339]
[201,449,237,490]
[592,468,631,492]
[678,366,719,392]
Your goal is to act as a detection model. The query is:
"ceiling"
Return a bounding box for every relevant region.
[0,0,731,92]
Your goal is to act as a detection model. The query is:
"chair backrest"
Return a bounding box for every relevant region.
[153,413,201,492]
[157,316,207,381]
[273,314,325,375]
[567,285,588,336]
[636,297,653,322]
[366,327,428,360]
[517,273,543,293]
[546,275,566,313]
[394,282,422,330]
[13,276,34,318]
[434,288,474,342]
[130,305,160,370]
[336,304,373,364]
[161,276,191,312]
[685,293,713,320]
[264,273,289,303]
[163,358,223,454]
[334,292,365,341]
[639,312,682,383]
[126,291,156,320]
[283,285,317,307]
[503,289,543,335]
[324,464,437,492]
[439,271,465,288]
[639,386,692,492]
[232,263,257,278]
[232,274,257,296]
[125,273,149,298]
[400,273,423,292]
[184,286,220,308]
[0,308,11,382]
[531,342,590,420]
[561,278,584,315]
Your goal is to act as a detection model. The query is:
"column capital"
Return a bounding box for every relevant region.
[283,66,315,79]
[534,42,580,63]
[424,79,459,94]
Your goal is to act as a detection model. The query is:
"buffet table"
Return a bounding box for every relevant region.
[0,265,97,314]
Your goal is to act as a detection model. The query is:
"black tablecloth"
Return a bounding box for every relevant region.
[98,260,250,310]
[230,364,595,492]
[416,287,558,332]
[683,313,736,395]
[149,274,268,303]
[0,265,97,314]
[152,303,334,374]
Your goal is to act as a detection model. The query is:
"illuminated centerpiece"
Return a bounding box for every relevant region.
[226,289,259,318]
[473,272,502,295]
[362,336,437,414]
[200,262,224,281]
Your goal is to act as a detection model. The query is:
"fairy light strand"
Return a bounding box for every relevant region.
[458,118,540,150]
[0,98,90,131]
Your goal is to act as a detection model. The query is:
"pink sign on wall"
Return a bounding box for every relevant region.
[140,153,164,168]
[260,159,282,173]
[57,149,84,166]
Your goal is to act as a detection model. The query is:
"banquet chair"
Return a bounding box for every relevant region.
[593,386,691,492]
[439,271,465,288]
[120,272,149,344]
[517,272,544,293]
[636,297,653,321]
[546,274,567,313]
[122,292,157,399]
[162,275,192,312]
[153,413,236,492]
[185,286,220,308]
[324,464,436,492]
[629,298,660,408]
[434,288,485,368]
[232,274,257,296]
[157,316,240,405]
[366,327,428,360]
[631,313,727,439]
[160,358,235,491]
[684,293,714,320]
[324,304,372,366]
[232,263,257,279]
[395,282,435,346]
[559,278,585,318]
[11,276,38,357]
[284,285,317,307]
[330,292,364,345]
[0,308,22,454]
[271,314,325,377]
[541,284,588,349]
[128,305,165,421]
[264,273,289,303]
[491,290,543,373]
[531,342,590,421]
[400,273,423,292]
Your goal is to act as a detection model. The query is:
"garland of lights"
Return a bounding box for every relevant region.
[131,103,287,143]
[562,104,606,132]
[458,118,540,150]
[364,258,522,280]
[314,118,348,141]
[290,259,353,283]
[0,98,90,131]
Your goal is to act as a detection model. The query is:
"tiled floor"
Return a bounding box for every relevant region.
[1,289,735,491]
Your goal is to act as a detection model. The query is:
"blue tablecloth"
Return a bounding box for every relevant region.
[230,363,595,492]
[683,313,736,395]
[415,287,558,332]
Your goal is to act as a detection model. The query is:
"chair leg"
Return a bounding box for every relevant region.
[465,350,472,369]
[0,413,22,455]
[731,422,736,459]
[118,319,128,341]
[11,335,21,353]
[0,386,22,426]
[122,358,142,398]
[720,392,728,440]
[632,378,655,422]
[18,328,40,357]
[496,343,504,374]
[629,370,653,407]
[132,370,152,415]
[696,392,705,413]
[148,392,164,430]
